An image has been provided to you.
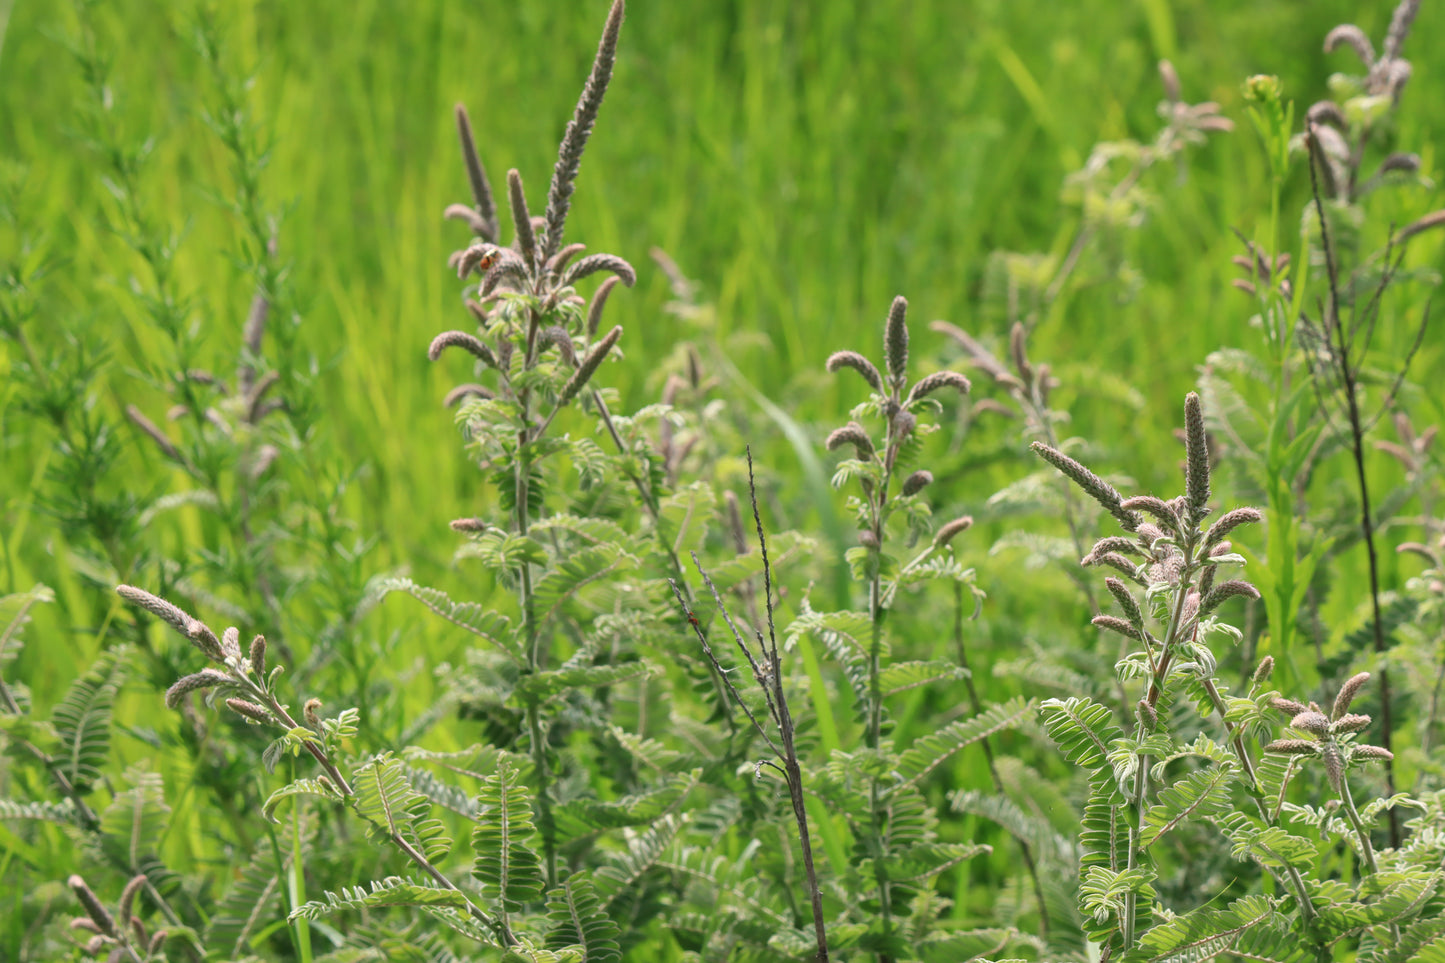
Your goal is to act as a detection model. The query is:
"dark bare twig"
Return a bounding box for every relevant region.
[1305,125,1405,846]
[671,447,829,963]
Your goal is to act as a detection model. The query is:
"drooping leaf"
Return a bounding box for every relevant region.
[500,940,584,963]
[554,771,698,841]
[1039,696,1122,771]
[98,768,170,871]
[1079,774,1128,874]
[531,545,636,625]
[892,697,1034,788]
[206,824,314,958]
[515,662,655,704]
[702,531,811,595]
[531,513,635,552]
[878,660,969,698]
[0,798,78,824]
[594,814,685,909]
[374,578,522,663]
[1141,764,1237,848]
[875,842,992,884]
[351,754,452,863]
[263,776,344,823]
[52,647,130,794]
[605,725,685,773]
[0,584,52,679]
[1128,894,1295,963]
[916,927,1026,963]
[656,482,717,560]
[289,876,477,938]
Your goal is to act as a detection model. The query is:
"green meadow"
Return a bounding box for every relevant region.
[2,0,1444,959]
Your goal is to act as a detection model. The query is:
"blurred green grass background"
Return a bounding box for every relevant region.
[3,0,1443,799]
[2,0,1445,949]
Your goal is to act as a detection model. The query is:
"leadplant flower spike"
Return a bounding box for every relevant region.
[116,584,509,944]
[1265,673,1393,883]
[1037,393,1272,954]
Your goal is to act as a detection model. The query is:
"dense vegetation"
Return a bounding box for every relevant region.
[2,0,1443,960]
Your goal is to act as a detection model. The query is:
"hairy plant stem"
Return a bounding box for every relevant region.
[953,583,1050,939]
[1123,551,1197,950]
[1338,774,1397,944]
[1336,776,1378,875]
[676,465,830,961]
[866,419,900,963]
[514,303,559,888]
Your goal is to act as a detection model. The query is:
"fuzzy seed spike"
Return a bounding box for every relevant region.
[1104,577,1145,631]
[226,698,271,724]
[1333,672,1371,720]
[826,351,884,394]
[825,423,874,462]
[1352,745,1394,762]
[454,104,499,241]
[1093,615,1142,642]
[1203,507,1262,550]
[165,669,231,709]
[1322,742,1344,790]
[933,516,973,548]
[1323,24,1375,65]
[884,296,909,388]
[1199,578,1260,617]
[907,370,971,404]
[1083,536,1143,564]
[586,275,621,338]
[543,0,625,260]
[117,874,146,931]
[507,169,538,271]
[428,331,499,368]
[1032,442,1142,532]
[1008,322,1032,383]
[1333,713,1371,734]
[1158,60,1181,103]
[1183,392,1211,524]
[560,325,622,405]
[1120,495,1182,535]
[563,252,636,288]
[1383,0,1420,60]
[116,585,191,637]
[901,470,933,496]
[68,876,115,936]
[1272,697,1310,719]
[1263,739,1319,756]
[1137,699,1158,731]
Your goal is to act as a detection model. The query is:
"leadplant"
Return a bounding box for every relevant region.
[800,302,1037,959]
[1036,393,1445,961]
[419,0,655,895]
